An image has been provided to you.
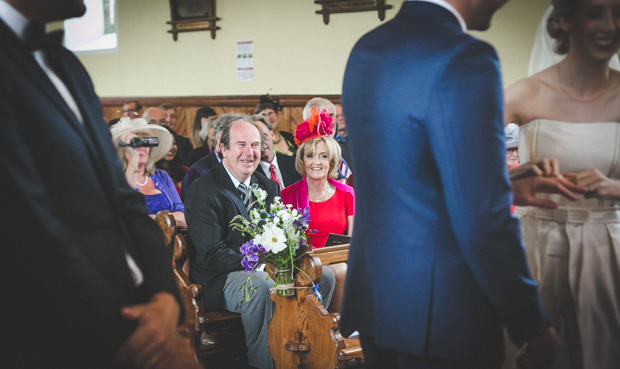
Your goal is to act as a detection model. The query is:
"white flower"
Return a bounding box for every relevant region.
[251,185,267,201]
[258,223,288,254]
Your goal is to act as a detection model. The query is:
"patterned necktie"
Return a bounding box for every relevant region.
[269,164,282,189]
[237,183,251,212]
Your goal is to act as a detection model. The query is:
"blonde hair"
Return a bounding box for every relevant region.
[116,131,156,176]
[295,136,341,179]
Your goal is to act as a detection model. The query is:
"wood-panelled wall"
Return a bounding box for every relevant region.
[100,95,341,139]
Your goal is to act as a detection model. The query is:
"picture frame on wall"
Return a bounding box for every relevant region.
[167,0,220,40]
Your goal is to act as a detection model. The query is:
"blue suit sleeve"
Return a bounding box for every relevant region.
[426,40,546,345]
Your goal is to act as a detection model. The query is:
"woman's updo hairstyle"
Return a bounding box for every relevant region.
[547,0,579,54]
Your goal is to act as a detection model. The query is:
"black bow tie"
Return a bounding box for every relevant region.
[23,20,64,53]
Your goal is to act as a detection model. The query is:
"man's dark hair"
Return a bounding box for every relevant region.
[159,104,176,112]
[123,100,142,110]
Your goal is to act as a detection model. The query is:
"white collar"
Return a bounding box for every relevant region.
[260,153,279,170]
[0,0,30,41]
[222,162,252,190]
[408,0,467,32]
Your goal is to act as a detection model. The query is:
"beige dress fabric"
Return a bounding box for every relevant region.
[516,119,620,369]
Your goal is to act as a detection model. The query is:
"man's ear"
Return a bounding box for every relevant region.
[220,143,227,158]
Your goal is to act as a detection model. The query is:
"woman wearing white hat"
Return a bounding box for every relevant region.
[110,117,186,228]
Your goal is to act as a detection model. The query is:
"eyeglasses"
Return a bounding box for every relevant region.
[506,148,518,156]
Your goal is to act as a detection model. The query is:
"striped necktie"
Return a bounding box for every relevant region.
[237,183,251,212]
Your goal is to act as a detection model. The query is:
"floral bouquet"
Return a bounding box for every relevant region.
[230,184,312,301]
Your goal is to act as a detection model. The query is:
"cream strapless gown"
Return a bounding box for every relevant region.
[516,119,620,369]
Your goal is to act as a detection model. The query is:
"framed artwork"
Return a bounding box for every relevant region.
[315,0,393,25]
[167,0,220,40]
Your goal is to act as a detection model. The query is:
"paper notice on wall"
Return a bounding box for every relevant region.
[236,40,254,81]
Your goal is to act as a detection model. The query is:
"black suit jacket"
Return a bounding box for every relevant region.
[255,153,302,188]
[0,20,179,368]
[185,162,280,311]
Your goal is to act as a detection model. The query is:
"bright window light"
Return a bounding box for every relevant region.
[64,0,117,53]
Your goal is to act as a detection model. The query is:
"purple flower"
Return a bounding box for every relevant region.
[241,257,254,272]
[248,243,259,254]
[247,254,259,263]
[239,240,253,255]
[256,243,267,253]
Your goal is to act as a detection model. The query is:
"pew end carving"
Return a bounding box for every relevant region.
[268,250,363,368]
[154,211,247,368]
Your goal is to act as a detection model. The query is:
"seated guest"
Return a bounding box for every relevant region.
[122,99,143,118]
[188,106,217,150]
[185,117,335,369]
[282,109,352,314]
[186,115,217,167]
[144,107,193,163]
[156,126,189,197]
[303,97,352,182]
[334,103,352,167]
[111,117,186,228]
[253,115,301,190]
[505,123,519,169]
[160,103,178,130]
[181,113,246,201]
[255,95,296,156]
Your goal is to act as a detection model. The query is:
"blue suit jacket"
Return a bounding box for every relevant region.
[341,2,546,366]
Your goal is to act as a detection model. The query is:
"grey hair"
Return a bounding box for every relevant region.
[302,97,336,121]
[252,114,272,130]
[210,113,249,151]
[199,116,217,141]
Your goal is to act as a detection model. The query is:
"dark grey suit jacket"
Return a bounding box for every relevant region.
[255,152,302,189]
[185,162,280,311]
[0,20,179,368]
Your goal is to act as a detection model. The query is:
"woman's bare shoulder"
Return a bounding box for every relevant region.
[504,68,556,125]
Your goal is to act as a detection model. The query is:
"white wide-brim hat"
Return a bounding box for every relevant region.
[110,117,173,163]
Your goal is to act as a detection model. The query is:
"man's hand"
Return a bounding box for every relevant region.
[512,176,586,209]
[509,159,561,181]
[116,292,200,369]
[526,326,561,369]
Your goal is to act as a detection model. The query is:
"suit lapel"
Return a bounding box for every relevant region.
[0,20,88,141]
[215,164,250,219]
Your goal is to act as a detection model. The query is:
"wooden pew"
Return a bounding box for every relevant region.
[267,246,363,369]
[154,211,247,368]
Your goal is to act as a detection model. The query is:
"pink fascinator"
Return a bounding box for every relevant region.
[294,108,334,146]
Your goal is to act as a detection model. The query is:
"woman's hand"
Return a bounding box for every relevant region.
[565,169,620,201]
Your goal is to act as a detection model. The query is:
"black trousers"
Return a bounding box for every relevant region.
[360,334,500,369]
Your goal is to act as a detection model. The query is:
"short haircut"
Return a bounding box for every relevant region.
[294,136,341,179]
[252,114,272,130]
[302,97,336,121]
[216,114,263,159]
[159,104,176,112]
[123,100,142,111]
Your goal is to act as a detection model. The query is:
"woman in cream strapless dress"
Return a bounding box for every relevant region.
[504,1,620,368]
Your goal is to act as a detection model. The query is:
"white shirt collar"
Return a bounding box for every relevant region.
[408,0,467,32]
[259,154,279,171]
[222,162,252,190]
[0,0,30,41]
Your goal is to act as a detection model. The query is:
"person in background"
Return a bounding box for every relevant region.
[255,95,296,156]
[123,99,143,118]
[188,106,217,150]
[111,118,186,228]
[253,115,301,190]
[186,115,217,167]
[303,97,352,183]
[282,108,353,314]
[505,123,519,169]
[181,113,246,201]
[160,104,178,130]
[144,106,193,165]
[334,104,347,141]
[156,125,189,197]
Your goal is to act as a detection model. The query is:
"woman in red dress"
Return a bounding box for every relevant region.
[282,108,355,313]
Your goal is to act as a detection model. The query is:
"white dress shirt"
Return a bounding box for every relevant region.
[259,155,284,189]
[408,0,467,32]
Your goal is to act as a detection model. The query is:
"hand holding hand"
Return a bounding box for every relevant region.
[510,159,561,181]
[564,168,620,201]
[512,175,586,209]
